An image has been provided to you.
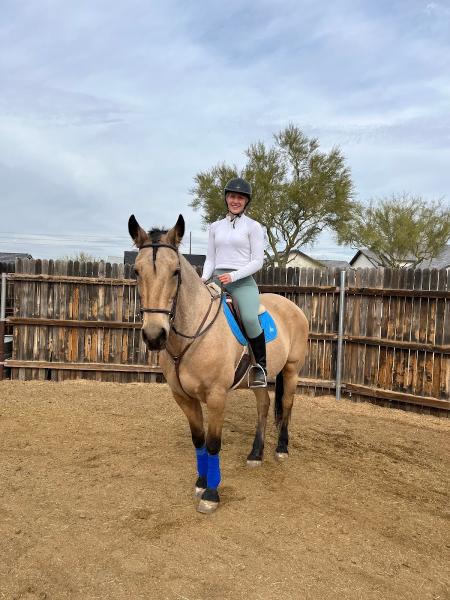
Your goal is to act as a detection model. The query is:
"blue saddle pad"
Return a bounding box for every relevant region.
[222,299,278,346]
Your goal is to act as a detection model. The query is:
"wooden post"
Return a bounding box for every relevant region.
[0,320,4,381]
[0,272,6,380]
[335,270,346,401]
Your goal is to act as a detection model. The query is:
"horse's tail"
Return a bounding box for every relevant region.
[274,371,284,426]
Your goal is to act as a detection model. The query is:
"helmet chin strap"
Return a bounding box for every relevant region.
[227,211,244,227]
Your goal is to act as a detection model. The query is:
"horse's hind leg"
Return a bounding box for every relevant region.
[171,392,206,497]
[247,387,270,466]
[274,361,298,460]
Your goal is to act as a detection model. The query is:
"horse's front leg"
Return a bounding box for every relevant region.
[171,392,207,498]
[197,392,226,515]
[247,387,271,466]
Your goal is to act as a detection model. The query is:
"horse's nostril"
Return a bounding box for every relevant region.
[141,327,167,350]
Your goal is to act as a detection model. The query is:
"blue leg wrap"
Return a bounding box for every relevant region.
[195,446,208,478]
[207,452,221,489]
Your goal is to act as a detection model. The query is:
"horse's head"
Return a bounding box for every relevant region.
[128,213,185,350]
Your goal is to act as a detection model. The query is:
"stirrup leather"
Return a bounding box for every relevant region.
[248,364,267,388]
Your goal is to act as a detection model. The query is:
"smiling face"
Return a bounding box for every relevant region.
[225,192,249,215]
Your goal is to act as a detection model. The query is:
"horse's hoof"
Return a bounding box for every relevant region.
[246,459,262,468]
[197,499,219,514]
[275,451,289,462]
[197,487,219,514]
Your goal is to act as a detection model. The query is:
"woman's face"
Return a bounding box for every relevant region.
[226,192,248,215]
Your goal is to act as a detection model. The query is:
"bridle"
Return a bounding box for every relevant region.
[139,242,183,323]
[137,242,223,398]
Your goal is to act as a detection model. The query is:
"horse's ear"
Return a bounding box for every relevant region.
[166,214,185,247]
[128,214,149,248]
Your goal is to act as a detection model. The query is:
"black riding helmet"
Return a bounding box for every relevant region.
[224,177,252,206]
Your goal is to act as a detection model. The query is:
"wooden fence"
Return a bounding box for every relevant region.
[2,258,449,413]
[254,267,449,413]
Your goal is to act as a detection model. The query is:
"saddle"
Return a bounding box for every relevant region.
[207,283,278,388]
[222,298,278,345]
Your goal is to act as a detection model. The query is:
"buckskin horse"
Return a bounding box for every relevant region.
[128,214,309,514]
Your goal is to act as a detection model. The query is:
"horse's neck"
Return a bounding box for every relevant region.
[168,256,215,350]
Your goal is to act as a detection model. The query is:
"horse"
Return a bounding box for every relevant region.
[128,213,309,514]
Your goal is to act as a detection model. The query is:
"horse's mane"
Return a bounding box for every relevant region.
[147,227,199,277]
[146,227,200,279]
[148,228,168,243]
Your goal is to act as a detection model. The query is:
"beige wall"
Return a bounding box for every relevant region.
[351,254,376,269]
[352,255,415,269]
[284,253,322,268]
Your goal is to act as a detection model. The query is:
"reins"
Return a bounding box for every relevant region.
[138,242,223,398]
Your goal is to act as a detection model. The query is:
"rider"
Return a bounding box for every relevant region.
[201,177,267,387]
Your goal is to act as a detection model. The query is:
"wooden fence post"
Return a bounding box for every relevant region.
[0,272,6,380]
[335,270,346,400]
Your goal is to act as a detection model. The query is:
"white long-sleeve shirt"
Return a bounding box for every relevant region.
[201,214,265,283]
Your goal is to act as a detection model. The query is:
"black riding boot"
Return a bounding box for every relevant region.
[248,332,267,388]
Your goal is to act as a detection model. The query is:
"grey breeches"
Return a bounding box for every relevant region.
[214,269,262,339]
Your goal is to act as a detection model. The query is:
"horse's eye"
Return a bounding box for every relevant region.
[134,268,140,277]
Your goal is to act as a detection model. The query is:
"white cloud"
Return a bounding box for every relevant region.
[0,0,449,260]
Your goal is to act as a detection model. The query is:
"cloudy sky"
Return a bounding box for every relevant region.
[1,0,449,261]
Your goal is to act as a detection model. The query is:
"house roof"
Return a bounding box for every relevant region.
[123,251,138,265]
[425,245,450,269]
[287,250,350,269]
[124,250,206,268]
[287,249,324,267]
[349,246,450,269]
[0,252,32,262]
[349,249,380,267]
[184,254,206,267]
[318,259,351,269]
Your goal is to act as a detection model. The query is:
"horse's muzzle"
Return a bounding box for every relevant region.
[142,327,167,350]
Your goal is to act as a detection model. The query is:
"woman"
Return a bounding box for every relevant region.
[201,177,267,387]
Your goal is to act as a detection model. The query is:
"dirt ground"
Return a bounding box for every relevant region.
[0,381,449,600]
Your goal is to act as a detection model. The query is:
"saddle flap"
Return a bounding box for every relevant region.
[222,299,278,346]
[231,349,251,389]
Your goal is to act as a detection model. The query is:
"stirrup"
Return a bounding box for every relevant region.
[248,364,267,388]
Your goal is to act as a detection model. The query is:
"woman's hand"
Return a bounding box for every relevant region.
[217,273,232,285]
